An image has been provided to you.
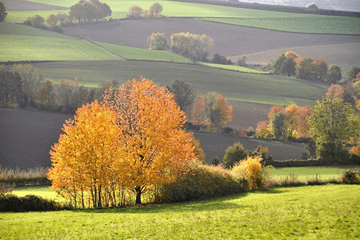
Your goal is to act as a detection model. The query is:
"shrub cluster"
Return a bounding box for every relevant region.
[156,162,245,203]
[0,194,70,212]
[342,167,360,184]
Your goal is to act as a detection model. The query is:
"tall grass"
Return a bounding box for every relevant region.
[0,166,50,187]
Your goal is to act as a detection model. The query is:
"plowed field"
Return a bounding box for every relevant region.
[0,108,305,169]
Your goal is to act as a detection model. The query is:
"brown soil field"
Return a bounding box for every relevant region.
[0,108,305,169]
[63,18,360,68]
[227,100,270,129]
[2,0,68,11]
[228,42,360,69]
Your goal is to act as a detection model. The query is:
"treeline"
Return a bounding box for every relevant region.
[255,73,360,165]
[147,32,214,61]
[126,3,163,19]
[0,64,117,114]
[272,51,342,82]
[23,0,112,33]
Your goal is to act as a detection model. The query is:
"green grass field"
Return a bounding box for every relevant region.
[4,184,359,239]
[32,60,328,105]
[203,16,360,35]
[97,42,191,63]
[199,62,268,74]
[272,166,350,181]
[8,0,360,34]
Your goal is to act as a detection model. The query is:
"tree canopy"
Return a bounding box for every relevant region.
[0,2,7,22]
[69,0,111,23]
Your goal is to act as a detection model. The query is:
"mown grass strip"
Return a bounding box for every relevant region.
[199,62,268,74]
[97,42,191,63]
[4,185,360,239]
[202,16,360,35]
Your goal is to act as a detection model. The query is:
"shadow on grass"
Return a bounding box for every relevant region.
[75,188,285,214]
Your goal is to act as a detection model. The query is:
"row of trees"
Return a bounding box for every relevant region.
[147,32,214,61]
[48,78,197,207]
[69,0,111,23]
[0,64,117,113]
[127,3,163,19]
[0,2,7,22]
[255,80,360,163]
[168,79,233,132]
[273,51,342,82]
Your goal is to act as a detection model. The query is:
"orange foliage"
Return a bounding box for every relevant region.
[191,94,206,125]
[48,100,122,208]
[255,120,272,138]
[268,105,284,120]
[284,103,299,132]
[215,95,233,127]
[326,84,345,99]
[297,106,312,137]
[104,78,196,204]
[284,51,302,63]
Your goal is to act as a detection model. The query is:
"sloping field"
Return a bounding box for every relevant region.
[3,185,360,239]
[97,42,191,63]
[199,62,268,74]
[33,60,328,106]
[23,0,360,34]
[203,15,360,35]
[228,42,360,70]
[63,18,360,68]
[0,23,121,61]
[0,108,306,169]
[5,10,69,24]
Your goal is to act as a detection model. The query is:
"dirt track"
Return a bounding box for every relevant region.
[63,18,360,68]
[0,108,305,169]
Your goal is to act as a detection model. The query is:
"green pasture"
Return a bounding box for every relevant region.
[8,0,359,34]
[12,187,67,203]
[0,35,121,61]
[272,166,350,181]
[5,10,69,24]
[199,62,268,74]
[33,60,328,105]
[0,22,72,38]
[203,16,360,35]
[4,185,360,239]
[97,42,191,63]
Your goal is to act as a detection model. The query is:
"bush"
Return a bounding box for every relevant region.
[51,25,64,33]
[211,156,220,166]
[342,167,360,184]
[0,194,70,212]
[232,156,263,190]
[223,142,247,168]
[212,53,232,65]
[157,162,244,203]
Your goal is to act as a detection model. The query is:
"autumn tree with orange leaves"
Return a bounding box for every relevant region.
[104,78,196,204]
[49,78,197,207]
[48,101,123,208]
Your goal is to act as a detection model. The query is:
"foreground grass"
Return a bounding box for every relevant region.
[4,185,360,239]
[33,60,327,106]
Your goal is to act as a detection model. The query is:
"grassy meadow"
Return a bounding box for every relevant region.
[199,62,268,74]
[33,60,328,106]
[6,0,360,34]
[2,184,359,239]
[96,42,191,62]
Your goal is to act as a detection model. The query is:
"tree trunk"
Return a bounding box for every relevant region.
[135,186,142,204]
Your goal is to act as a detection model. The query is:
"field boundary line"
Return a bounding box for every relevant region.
[86,40,126,61]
